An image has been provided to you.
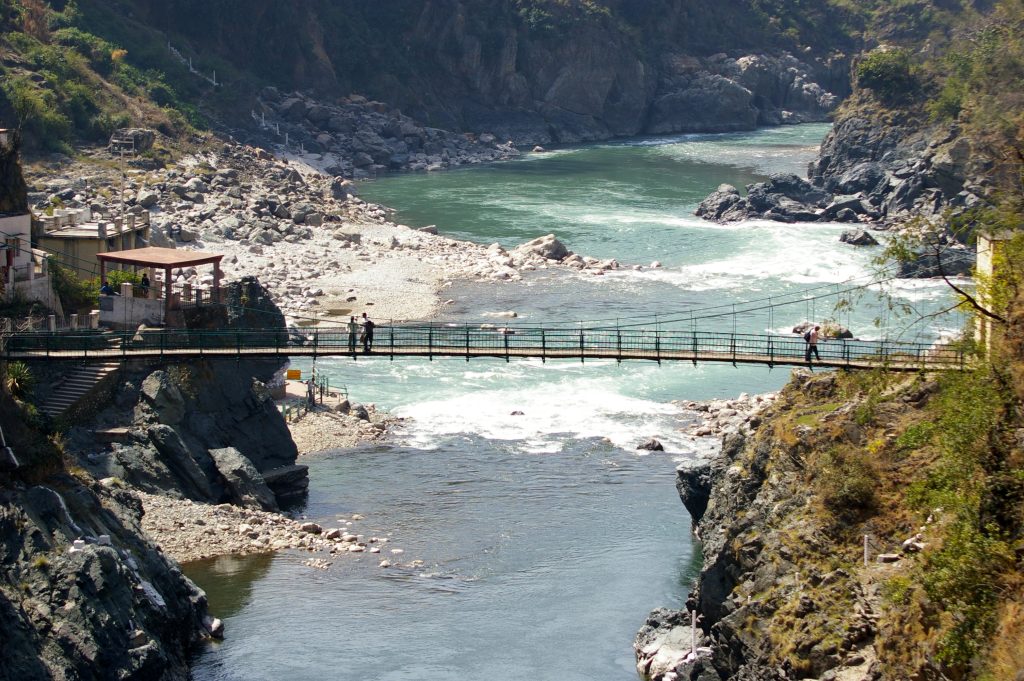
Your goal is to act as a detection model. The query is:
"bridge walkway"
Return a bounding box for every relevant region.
[1,326,965,372]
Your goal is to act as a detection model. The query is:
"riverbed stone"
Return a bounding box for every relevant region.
[209,447,278,511]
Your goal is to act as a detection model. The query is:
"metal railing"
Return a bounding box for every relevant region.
[0,324,967,370]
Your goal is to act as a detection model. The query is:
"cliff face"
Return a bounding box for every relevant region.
[638,355,1024,681]
[66,279,307,511]
[636,370,950,680]
[0,131,29,214]
[76,0,851,144]
[0,393,210,681]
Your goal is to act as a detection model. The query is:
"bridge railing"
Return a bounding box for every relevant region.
[1,324,966,369]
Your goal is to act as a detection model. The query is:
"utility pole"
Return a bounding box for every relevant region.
[119,145,126,232]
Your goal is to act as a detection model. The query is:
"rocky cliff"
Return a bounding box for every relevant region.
[60,279,307,511]
[0,392,212,681]
[67,0,851,146]
[636,352,1024,680]
[695,99,985,233]
[636,370,952,680]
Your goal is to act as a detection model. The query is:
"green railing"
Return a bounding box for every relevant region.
[0,325,966,370]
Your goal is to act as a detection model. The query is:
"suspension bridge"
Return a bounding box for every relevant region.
[2,232,969,371]
[0,325,965,371]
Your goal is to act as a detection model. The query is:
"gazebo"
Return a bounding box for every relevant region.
[96,246,224,327]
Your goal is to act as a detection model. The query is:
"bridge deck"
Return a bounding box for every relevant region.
[1,326,964,371]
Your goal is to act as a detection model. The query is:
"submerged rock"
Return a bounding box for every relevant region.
[839,229,879,246]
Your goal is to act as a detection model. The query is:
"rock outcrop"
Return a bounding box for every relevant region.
[696,174,830,223]
[65,279,306,510]
[636,371,914,680]
[648,52,838,135]
[0,130,29,215]
[0,394,209,681]
[694,100,989,278]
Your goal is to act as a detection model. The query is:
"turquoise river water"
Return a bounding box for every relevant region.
[187,125,962,681]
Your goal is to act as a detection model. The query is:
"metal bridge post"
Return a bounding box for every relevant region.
[731,333,736,367]
[844,341,850,367]
[616,328,622,363]
[579,327,585,364]
[655,329,661,365]
[690,331,696,366]
[429,324,433,361]
[504,332,510,363]
[541,329,546,363]
[465,324,470,362]
[313,329,319,360]
[768,336,774,367]
[389,324,394,361]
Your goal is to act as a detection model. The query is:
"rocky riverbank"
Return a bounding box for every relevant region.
[237,51,841,151]
[286,402,394,454]
[635,369,946,680]
[28,142,636,325]
[133,489,408,568]
[693,93,985,278]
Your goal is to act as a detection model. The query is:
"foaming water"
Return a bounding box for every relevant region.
[190,125,965,681]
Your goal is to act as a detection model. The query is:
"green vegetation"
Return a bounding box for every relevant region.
[900,366,1019,670]
[47,257,96,312]
[856,47,917,102]
[0,0,199,150]
[4,360,34,399]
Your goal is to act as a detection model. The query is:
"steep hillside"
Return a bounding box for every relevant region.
[1,0,867,151]
[638,345,1024,679]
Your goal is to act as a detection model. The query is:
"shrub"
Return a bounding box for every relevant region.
[816,448,877,517]
[5,361,34,399]
[48,257,97,312]
[856,47,917,102]
[0,75,72,150]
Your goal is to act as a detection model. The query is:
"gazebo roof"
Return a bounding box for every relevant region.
[96,246,223,269]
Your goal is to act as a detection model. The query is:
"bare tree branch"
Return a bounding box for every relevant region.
[934,244,1008,325]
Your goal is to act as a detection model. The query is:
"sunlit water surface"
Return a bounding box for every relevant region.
[188,125,962,681]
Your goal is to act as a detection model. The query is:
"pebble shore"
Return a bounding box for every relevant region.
[136,490,409,567]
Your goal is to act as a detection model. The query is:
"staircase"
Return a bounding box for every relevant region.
[39,363,120,419]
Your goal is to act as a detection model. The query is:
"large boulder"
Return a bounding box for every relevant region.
[146,424,215,500]
[110,128,155,153]
[839,229,879,246]
[834,162,887,196]
[514,234,570,261]
[753,174,830,206]
[209,447,278,511]
[141,370,185,425]
[136,190,160,209]
[695,184,743,221]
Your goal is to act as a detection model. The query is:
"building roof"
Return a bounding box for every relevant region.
[96,246,223,269]
[40,221,148,240]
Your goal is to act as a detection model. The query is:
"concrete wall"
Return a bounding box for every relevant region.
[0,213,31,270]
[99,283,165,328]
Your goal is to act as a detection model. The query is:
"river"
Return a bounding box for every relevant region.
[187,125,961,681]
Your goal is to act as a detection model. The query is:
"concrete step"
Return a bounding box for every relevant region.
[40,363,121,418]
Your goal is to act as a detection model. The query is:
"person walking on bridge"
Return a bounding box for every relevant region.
[361,312,375,353]
[804,325,822,363]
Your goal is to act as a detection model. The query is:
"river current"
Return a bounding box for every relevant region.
[188,125,961,680]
